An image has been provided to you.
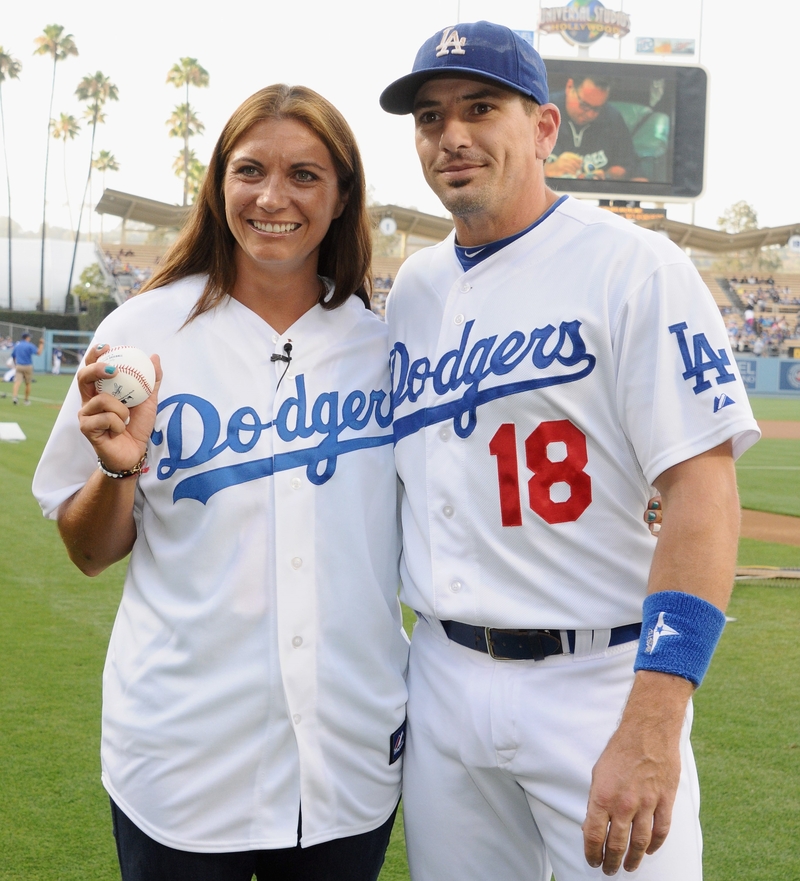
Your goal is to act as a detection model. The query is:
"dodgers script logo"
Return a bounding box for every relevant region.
[150,376,392,504]
[390,318,596,441]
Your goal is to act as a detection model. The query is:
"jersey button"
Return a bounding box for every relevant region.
[449,580,462,592]
[442,505,454,518]
[454,314,465,325]
[272,334,279,343]
[459,282,471,293]
[292,636,303,647]
[285,371,295,380]
[439,427,451,441]
[293,714,301,724]
[290,477,301,489]
[291,557,303,569]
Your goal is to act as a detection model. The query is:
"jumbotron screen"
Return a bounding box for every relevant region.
[543,59,707,201]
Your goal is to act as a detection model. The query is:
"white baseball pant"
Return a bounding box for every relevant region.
[402,615,703,881]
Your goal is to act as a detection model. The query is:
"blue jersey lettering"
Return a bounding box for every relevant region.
[150,377,393,504]
[391,319,596,441]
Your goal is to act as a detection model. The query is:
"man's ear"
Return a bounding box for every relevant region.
[535,104,561,161]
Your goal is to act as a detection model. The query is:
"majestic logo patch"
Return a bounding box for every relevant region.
[389,720,406,764]
[713,393,736,412]
[435,27,467,56]
[645,611,680,653]
[670,322,736,395]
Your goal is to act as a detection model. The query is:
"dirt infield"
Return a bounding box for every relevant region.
[741,509,800,547]
[740,420,800,546]
[757,420,800,440]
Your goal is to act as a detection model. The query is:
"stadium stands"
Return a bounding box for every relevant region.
[728,273,800,311]
[698,271,738,311]
[370,256,404,318]
[91,189,800,350]
[101,244,168,299]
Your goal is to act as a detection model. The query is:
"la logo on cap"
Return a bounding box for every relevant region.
[435,27,466,57]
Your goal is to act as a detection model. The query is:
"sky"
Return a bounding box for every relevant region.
[0,0,796,238]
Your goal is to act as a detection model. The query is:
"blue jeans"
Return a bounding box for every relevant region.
[110,799,398,881]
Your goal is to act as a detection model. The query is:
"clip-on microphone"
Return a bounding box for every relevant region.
[271,341,293,390]
[270,342,293,364]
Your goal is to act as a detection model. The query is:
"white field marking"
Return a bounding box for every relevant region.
[737,465,800,470]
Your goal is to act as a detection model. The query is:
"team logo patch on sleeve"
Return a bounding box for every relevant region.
[389,719,407,764]
[669,321,736,395]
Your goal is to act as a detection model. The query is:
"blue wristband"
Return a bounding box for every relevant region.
[634,591,726,687]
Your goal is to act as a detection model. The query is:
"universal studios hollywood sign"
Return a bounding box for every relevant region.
[539,0,631,46]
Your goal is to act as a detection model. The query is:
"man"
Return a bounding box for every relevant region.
[546,74,639,180]
[11,332,44,405]
[380,21,759,880]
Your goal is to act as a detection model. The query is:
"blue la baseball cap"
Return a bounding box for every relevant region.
[380,21,549,115]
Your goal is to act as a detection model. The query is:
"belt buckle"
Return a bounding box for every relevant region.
[485,627,559,661]
[485,627,507,660]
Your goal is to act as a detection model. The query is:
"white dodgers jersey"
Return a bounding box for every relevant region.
[34,277,408,852]
[387,198,759,630]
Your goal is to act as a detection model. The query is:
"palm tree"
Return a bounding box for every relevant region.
[92,149,119,243]
[65,71,118,306]
[186,158,207,204]
[171,146,196,176]
[93,149,119,190]
[81,105,107,241]
[0,47,22,310]
[167,104,205,206]
[167,103,205,140]
[166,58,209,206]
[171,148,206,203]
[51,112,80,233]
[34,24,78,311]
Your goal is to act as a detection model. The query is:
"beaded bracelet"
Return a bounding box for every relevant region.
[97,452,147,479]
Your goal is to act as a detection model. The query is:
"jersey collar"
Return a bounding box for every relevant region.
[454,195,568,272]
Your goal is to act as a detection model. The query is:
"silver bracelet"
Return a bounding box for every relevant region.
[97,452,147,479]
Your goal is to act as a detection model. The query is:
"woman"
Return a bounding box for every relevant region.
[33,85,408,881]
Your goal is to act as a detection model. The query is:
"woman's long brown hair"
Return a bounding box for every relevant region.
[140,84,372,319]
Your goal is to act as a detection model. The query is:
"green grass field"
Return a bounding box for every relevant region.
[1,379,798,880]
[747,396,800,421]
[737,437,800,518]
[737,396,800,519]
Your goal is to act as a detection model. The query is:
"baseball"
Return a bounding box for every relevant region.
[95,345,156,407]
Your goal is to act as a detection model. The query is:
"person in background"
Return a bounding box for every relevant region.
[11,332,44,405]
[546,74,639,180]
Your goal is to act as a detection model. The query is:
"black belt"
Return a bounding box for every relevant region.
[441,620,642,661]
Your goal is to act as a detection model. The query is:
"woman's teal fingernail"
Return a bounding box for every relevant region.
[104,365,116,375]
[96,344,106,350]
[646,511,657,522]
[651,500,660,509]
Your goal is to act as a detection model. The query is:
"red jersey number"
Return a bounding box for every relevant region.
[489,420,592,526]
